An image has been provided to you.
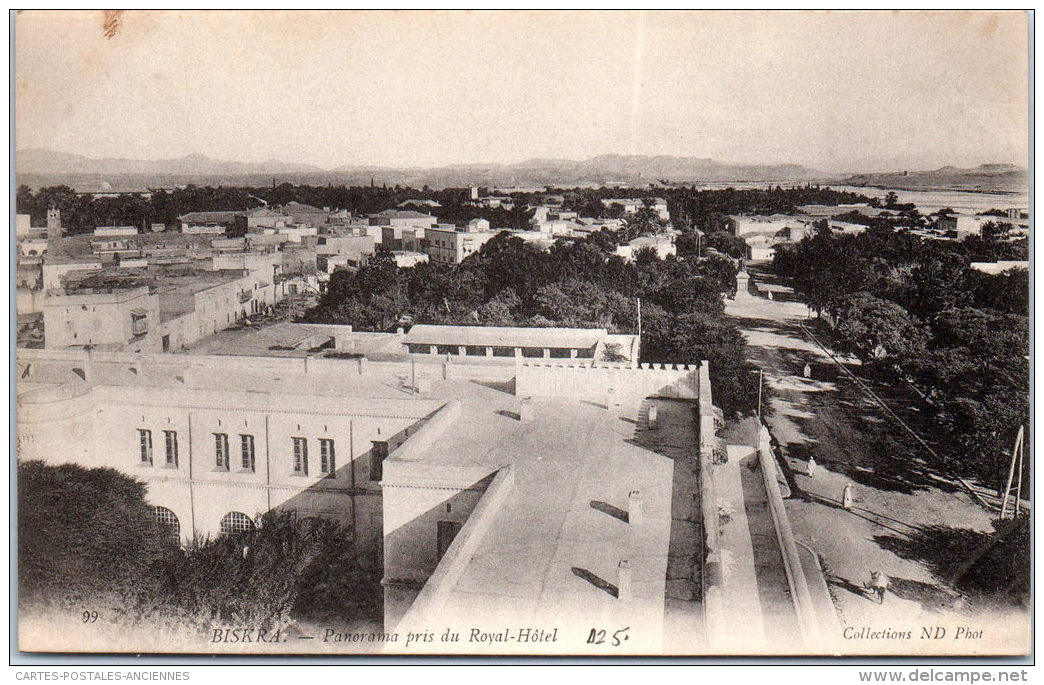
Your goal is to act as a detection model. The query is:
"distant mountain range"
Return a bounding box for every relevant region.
[843,164,1027,194]
[15,149,831,191]
[17,149,322,177]
[15,149,1028,194]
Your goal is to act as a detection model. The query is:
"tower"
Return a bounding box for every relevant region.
[46,207,62,242]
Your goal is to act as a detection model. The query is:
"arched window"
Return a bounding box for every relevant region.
[220,511,255,535]
[153,506,180,543]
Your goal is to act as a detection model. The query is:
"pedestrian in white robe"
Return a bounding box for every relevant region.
[842,483,854,510]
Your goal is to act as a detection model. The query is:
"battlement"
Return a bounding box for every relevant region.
[516,359,701,401]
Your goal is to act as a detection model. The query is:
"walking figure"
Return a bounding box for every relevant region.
[842,483,854,510]
[805,456,817,478]
[868,571,889,604]
[803,362,812,379]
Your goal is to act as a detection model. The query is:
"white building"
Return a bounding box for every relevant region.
[368,210,438,230]
[615,234,677,261]
[601,198,643,214]
[16,213,33,237]
[426,224,498,265]
[743,234,778,262]
[727,214,799,237]
[969,260,1029,275]
[935,214,997,239]
[390,251,429,268]
[94,226,139,237]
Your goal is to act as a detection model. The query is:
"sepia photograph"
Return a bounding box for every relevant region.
[11,10,1031,659]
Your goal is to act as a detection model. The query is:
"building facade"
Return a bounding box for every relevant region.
[425,224,497,265]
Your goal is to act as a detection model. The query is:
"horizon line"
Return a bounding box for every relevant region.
[13,147,1029,180]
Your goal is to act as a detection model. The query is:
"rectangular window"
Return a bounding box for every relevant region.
[319,438,336,477]
[214,433,229,470]
[370,441,388,482]
[164,430,178,467]
[292,437,308,475]
[138,429,153,465]
[240,434,255,472]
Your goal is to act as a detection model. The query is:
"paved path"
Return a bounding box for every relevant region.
[724,278,1028,655]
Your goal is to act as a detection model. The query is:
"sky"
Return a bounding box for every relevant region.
[14,10,1030,173]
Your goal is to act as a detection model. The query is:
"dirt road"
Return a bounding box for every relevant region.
[724,275,1029,655]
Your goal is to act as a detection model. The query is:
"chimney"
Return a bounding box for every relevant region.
[628,490,643,526]
[518,396,533,422]
[617,560,632,602]
[46,206,62,242]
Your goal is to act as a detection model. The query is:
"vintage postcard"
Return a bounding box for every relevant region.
[13,10,1030,657]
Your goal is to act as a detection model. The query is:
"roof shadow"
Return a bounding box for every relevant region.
[590,499,629,523]
[571,566,618,598]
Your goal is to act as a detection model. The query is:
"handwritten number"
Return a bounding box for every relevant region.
[588,627,629,646]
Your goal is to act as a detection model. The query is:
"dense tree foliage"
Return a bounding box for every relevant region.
[18,181,872,238]
[151,511,379,630]
[16,183,536,234]
[772,228,1029,488]
[305,232,762,415]
[663,184,870,233]
[18,461,171,606]
[833,293,928,366]
[19,461,379,633]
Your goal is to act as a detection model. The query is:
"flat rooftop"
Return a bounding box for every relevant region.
[18,345,687,650]
[388,386,686,650]
[185,322,403,358]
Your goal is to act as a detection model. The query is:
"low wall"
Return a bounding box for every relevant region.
[696,362,730,652]
[386,401,461,462]
[15,347,519,386]
[515,362,699,401]
[756,424,821,647]
[390,465,515,633]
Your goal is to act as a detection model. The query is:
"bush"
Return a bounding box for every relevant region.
[19,462,382,635]
[18,461,171,608]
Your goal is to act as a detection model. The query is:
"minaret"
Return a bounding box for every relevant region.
[46,206,62,242]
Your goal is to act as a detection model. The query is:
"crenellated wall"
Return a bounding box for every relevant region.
[515,361,700,402]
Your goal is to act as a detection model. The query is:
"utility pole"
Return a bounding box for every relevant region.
[1000,425,1025,519]
[756,368,763,419]
[636,297,642,339]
